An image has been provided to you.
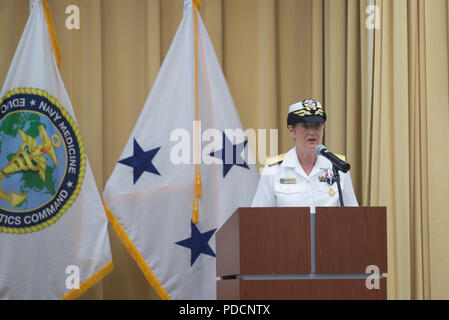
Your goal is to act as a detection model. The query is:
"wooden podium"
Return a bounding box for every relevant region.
[216,207,387,300]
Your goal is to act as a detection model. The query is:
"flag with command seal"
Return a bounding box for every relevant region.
[0,0,112,299]
[103,0,259,299]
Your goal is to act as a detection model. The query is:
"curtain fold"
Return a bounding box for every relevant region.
[366,0,449,299]
[369,0,412,299]
[1,0,448,300]
[423,0,449,300]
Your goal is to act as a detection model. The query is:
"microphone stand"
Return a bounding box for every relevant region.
[332,165,344,207]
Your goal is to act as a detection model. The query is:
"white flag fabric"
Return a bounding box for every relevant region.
[103,0,258,299]
[0,0,112,299]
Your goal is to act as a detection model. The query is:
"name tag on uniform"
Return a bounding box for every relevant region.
[280,178,296,184]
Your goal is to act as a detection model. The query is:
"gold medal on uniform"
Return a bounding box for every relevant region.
[328,188,335,197]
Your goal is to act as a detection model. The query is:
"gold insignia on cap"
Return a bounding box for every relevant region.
[304,100,317,111]
[290,99,324,117]
[293,109,312,117]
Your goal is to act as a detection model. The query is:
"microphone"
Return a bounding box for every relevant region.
[316,145,351,173]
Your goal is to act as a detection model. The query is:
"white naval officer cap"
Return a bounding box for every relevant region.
[287,99,327,126]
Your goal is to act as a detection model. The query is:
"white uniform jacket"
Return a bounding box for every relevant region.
[251,147,359,207]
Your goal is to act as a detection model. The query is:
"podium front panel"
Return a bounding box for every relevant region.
[315,207,387,274]
[216,207,311,276]
[216,206,388,300]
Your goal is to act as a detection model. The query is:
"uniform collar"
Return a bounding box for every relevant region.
[280,147,300,168]
[281,147,333,178]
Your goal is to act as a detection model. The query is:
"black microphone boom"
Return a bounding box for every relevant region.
[316,145,351,173]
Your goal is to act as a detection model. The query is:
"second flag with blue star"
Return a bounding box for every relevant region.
[103,0,259,300]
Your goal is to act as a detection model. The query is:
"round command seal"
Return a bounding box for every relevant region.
[0,88,85,233]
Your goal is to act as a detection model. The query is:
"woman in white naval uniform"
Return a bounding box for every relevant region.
[251,99,358,207]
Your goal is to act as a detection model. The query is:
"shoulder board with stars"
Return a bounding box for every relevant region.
[266,153,286,167]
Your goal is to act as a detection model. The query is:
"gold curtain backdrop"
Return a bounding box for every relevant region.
[1,0,448,300]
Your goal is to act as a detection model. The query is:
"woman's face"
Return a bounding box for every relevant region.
[288,122,324,151]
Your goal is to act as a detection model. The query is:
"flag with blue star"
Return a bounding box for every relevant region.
[103,0,259,300]
[210,132,250,178]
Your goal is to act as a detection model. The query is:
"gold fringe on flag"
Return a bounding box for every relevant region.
[42,0,61,68]
[193,170,202,223]
[195,170,202,197]
[192,196,199,224]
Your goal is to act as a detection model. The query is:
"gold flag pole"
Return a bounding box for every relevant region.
[192,0,201,224]
[42,0,61,68]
